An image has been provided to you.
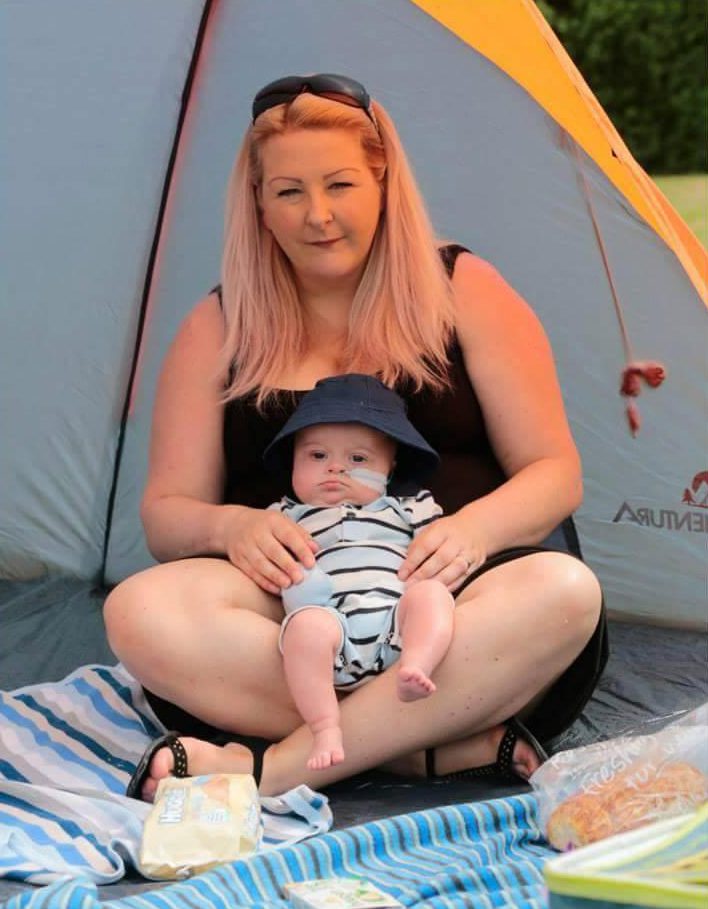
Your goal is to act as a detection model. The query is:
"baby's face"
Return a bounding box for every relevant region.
[292,423,396,506]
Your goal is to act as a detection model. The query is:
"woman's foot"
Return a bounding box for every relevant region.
[140,737,254,801]
[381,723,543,782]
[397,665,436,702]
[307,726,345,770]
[432,722,543,780]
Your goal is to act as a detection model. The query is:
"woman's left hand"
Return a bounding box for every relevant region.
[398,513,487,590]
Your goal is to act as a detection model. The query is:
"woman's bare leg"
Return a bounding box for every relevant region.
[104,558,300,737]
[114,552,602,798]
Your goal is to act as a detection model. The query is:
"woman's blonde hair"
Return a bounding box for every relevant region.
[220,92,455,408]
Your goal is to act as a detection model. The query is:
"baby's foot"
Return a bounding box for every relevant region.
[142,737,253,801]
[307,727,344,770]
[397,665,436,702]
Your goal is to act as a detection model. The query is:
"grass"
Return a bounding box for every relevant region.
[652,173,707,248]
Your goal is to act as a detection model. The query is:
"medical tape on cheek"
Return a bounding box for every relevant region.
[347,467,388,495]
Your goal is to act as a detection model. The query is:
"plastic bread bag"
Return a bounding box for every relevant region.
[530,702,708,851]
[139,773,262,880]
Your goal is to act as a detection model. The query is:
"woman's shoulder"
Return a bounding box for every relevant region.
[164,292,225,369]
[443,247,530,317]
[208,284,223,307]
[438,244,495,278]
[437,243,505,289]
[449,251,552,364]
[437,242,470,276]
[179,290,224,333]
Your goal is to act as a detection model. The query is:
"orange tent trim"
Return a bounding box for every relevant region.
[411,0,707,305]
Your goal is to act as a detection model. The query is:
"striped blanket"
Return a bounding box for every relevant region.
[0,665,556,908]
[5,793,553,908]
[0,664,332,888]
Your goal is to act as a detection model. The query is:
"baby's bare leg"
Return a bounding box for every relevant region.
[396,579,455,702]
[281,608,345,770]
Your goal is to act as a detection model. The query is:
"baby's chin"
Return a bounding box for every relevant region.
[304,486,381,507]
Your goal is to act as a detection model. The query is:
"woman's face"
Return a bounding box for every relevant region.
[258,128,382,292]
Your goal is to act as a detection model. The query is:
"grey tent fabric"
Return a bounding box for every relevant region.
[1,5,706,618]
[1,0,206,579]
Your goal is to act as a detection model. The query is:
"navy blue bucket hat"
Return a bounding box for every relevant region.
[263,374,439,483]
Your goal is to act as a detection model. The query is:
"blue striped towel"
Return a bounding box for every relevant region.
[0,664,332,886]
[4,793,553,908]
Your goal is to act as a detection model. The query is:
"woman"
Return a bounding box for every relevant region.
[104,74,607,801]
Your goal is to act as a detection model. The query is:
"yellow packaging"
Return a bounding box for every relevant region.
[139,773,262,880]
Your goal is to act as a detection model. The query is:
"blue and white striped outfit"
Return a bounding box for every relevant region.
[269,491,441,688]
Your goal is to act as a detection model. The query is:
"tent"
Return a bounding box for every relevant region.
[1,1,706,903]
[2,0,705,628]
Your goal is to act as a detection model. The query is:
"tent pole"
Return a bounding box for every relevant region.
[98,0,218,588]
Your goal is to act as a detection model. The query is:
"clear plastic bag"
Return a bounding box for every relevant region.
[530,702,708,851]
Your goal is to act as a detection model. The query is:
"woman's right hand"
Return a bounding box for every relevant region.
[220,506,318,595]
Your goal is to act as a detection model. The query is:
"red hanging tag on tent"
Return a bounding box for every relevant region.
[620,361,666,437]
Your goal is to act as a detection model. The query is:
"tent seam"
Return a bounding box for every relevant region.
[98,0,216,587]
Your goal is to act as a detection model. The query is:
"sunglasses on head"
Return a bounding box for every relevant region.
[251,73,377,126]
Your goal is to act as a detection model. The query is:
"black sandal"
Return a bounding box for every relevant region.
[425,717,548,781]
[126,731,269,799]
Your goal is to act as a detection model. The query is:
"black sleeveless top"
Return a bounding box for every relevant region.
[219,245,506,516]
[145,245,604,742]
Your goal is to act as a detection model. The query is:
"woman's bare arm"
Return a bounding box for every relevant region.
[452,253,582,550]
[141,294,316,589]
[401,253,582,582]
[140,294,238,561]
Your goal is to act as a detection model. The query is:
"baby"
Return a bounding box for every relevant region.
[263,374,455,770]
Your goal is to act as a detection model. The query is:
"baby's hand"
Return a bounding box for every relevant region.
[281,565,333,611]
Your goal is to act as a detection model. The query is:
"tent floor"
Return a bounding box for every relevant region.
[1,577,706,902]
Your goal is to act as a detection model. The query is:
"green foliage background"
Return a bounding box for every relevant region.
[537,0,707,174]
